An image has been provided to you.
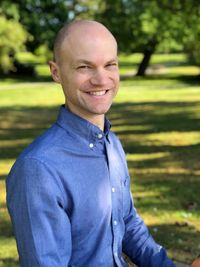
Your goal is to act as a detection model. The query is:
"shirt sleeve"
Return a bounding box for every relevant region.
[122,192,176,267]
[6,157,72,267]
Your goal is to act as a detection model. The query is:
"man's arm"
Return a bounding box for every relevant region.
[122,191,175,267]
[6,158,72,267]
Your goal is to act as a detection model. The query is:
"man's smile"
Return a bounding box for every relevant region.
[87,90,108,96]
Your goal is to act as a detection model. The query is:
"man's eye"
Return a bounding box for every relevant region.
[78,65,90,69]
[106,63,118,68]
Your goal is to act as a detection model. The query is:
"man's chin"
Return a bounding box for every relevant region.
[91,104,112,115]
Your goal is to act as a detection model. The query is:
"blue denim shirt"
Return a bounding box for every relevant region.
[6,106,175,267]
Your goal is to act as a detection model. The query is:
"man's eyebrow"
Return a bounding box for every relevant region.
[75,60,93,65]
[106,58,118,64]
[75,58,118,65]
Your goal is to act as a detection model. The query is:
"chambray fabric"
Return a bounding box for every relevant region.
[6,106,175,267]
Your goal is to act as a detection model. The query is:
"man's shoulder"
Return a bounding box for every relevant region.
[15,123,70,164]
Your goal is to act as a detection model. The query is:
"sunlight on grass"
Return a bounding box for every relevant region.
[0,181,6,206]
[127,152,171,161]
[146,131,200,146]
[119,53,143,63]
[168,66,200,75]
[0,83,63,107]
[116,83,200,103]
[0,238,18,263]
[150,53,186,64]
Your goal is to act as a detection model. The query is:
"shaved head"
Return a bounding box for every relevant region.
[53,20,117,63]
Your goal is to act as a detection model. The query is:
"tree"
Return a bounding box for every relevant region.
[18,0,105,52]
[17,0,71,53]
[181,5,200,67]
[1,0,199,75]
[0,2,29,73]
[96,0,200,75]
[0,0,101,71]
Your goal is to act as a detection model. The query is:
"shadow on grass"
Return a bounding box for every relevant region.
[110,101,200,133]
[120,73,200,85]
[149,223,200,263]
[119,58,192,68]
[0,106,58,160]
[0,216,13,237]
[0,73,52,83]
[0,175,6,181]
[0,258,19,267]
[131,172,200,214]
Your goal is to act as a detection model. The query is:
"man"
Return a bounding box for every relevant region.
[7,20,176,267]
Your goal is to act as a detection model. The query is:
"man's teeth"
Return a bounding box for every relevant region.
[89,90,107,96]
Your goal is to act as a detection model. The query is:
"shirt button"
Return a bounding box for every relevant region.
[89,143,94,148]
[113,220,117,226]
[112,187,115,193]
[97,133,103,139]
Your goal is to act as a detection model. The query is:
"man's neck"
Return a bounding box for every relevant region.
[65,104,105,131]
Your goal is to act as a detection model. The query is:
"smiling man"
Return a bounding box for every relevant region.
[6,20,176,267]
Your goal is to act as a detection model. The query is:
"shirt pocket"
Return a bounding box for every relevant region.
[121,176,131,218]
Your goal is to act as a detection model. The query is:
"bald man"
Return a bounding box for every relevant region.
[7,20,176,267]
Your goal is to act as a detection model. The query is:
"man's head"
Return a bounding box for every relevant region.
[49,20,119,128]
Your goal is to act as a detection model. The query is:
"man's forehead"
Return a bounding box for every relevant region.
[61,39,118,65]
[64,22,116,45]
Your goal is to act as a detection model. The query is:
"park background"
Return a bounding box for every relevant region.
[0,1,200,266]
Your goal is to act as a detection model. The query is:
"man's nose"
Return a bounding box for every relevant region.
[90,69,109,86]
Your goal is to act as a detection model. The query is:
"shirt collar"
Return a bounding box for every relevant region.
[56,105,111,142]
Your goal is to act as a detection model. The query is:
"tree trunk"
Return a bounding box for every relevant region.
[136,39,158,76]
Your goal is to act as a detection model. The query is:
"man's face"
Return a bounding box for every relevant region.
[51,23,119,123]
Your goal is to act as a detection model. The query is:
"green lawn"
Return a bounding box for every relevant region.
[0,54,200,266]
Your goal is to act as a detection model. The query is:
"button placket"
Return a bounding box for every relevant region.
[104,139,122,266]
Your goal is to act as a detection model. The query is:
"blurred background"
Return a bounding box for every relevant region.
[0,0,200,266]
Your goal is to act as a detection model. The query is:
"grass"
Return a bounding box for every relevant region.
[0,53,200,265]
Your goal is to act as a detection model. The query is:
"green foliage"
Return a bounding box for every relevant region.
[15,0,72,52]
[1,0,199,74]
[95,0,200,72]
[182,13,200,66]
[96,0,199,53]
[16,0,103,53]
[0,1,19,20]
[0,15,29,73]
[34,44,52,63]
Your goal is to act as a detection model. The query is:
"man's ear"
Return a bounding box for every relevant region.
[49,61,61,83]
